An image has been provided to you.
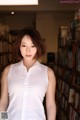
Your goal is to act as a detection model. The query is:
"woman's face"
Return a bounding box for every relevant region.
[20,35,37,60]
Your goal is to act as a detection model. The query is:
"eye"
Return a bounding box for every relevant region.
[31,45,35,47]
[21,44,26,47]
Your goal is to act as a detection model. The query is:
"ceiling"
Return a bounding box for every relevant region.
[0,0,79,31]
[0,0,80,15]
[0,0,79,13]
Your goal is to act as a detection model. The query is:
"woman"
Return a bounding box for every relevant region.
[0,28,56,120]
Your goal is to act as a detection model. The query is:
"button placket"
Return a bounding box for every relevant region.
[21,76,28,120]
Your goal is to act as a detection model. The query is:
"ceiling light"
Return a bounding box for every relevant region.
[0,0,38,5]
[11,12,15,14]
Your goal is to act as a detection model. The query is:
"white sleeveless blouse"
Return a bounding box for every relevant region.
[7,61,48,120]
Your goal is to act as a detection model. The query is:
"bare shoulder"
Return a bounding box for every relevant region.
[2,65,11,76]
[48,67,55,77]
[1,65,11,85]
[47,67,56,83]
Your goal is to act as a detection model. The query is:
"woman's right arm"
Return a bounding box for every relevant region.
[0,65,10,111]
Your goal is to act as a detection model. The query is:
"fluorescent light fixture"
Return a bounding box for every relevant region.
[0,0,38,5]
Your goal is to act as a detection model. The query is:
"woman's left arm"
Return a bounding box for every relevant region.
[46,67,56,120]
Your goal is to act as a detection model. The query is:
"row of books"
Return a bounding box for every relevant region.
[57,66,64,77]
[69,106,80,120]
[0,54,13,68]
[69,89,80,113]
[58,23,80,47]
[58,31,80,47]
[0,24,9,36]
[58,47,75,68]
[58,45,80,72]
[56,91,67,112]
[56,84,80,119]
[0,40,13,53]
[57,16,80,120]
[76,46,80,72]
[58,26,68,47]
[57,78,80,108]
[56,104,67,120]
[57,67,80,89]
[56,89,80,120]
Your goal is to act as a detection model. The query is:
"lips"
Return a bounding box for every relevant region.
[26,55,32,57]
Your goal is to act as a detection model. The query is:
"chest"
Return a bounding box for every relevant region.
[8,67,48,97]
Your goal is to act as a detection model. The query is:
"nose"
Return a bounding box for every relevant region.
[26,47,30,52]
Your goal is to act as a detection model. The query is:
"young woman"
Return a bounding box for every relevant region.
[0,28,56,120]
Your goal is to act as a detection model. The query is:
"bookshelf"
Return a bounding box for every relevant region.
[56,11,80,120]
[0,24,14,97]
[0,35,14,71]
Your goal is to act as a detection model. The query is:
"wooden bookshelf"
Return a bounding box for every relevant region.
[0,24,14,97]
[56,19,80,120]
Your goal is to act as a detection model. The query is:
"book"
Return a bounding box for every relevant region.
[68,88,75,104]
[76,46,80,72]
[75,76,80,89]
[74,92,80,111]
[0,40,3,53]
[69,107,80,120]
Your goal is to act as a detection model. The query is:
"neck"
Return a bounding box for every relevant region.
[23,58,37,69]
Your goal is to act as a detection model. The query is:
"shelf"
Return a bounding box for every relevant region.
[56,24,80,120]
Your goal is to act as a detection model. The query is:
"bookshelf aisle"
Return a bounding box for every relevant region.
[56,10,80,120]
[0,23,14,97]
